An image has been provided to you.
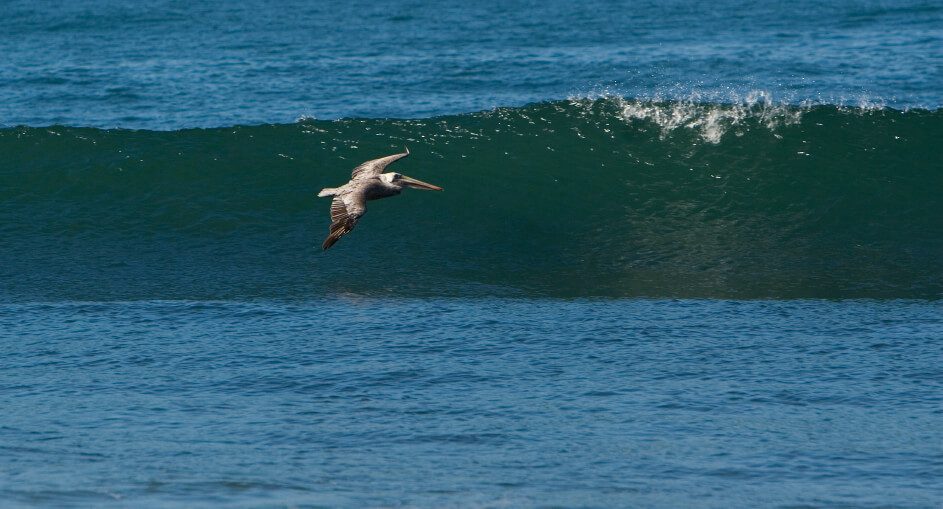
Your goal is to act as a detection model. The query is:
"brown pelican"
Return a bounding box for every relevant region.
[317,147,443,250]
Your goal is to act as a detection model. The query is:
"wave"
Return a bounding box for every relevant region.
[1,98,941,300]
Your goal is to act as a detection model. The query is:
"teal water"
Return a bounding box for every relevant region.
[2,1,942,507]
[2,101,940,301]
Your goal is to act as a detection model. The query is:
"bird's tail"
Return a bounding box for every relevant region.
[318,187,338,197]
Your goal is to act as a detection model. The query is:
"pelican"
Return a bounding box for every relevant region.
[317,147,443,250]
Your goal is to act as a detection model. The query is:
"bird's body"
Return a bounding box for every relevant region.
[317,148,442,250]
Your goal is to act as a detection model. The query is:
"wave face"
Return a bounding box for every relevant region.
[1,99,941,300]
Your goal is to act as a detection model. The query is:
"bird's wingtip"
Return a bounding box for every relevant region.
[404,145,409,155]
[322,235,339,250]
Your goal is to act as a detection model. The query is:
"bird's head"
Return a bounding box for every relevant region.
[380,172,443,191]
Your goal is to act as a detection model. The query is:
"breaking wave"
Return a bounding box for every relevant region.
[1,98,940,300]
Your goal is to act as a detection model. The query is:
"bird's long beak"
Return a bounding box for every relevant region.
[400,175,443,191]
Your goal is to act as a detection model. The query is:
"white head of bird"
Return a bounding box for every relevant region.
[379,172,443,191]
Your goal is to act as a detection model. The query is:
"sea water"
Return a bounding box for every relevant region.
[1,1,941,507]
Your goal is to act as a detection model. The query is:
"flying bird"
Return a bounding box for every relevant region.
[317,147,443,250]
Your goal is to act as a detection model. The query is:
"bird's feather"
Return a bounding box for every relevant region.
[350,147,409,180]
[322,194,366,250]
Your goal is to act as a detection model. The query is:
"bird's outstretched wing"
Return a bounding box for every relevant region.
[350,147,409,180]
[322,193,366,250]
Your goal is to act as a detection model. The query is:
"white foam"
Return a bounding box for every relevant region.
[569,90,808,144]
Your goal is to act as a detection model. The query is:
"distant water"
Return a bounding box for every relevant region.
[1,0,941,508]
[0,0,941,128]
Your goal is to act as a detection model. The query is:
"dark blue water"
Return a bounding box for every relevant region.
[3,299,942,508]
[1,0,940,128]
[2,0,942,507]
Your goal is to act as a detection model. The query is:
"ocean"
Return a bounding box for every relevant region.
[1,1,941,508]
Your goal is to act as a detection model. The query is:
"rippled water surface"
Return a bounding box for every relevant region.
[2,299,941,508]
[3,0,941,507]
[1,0,941,127]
